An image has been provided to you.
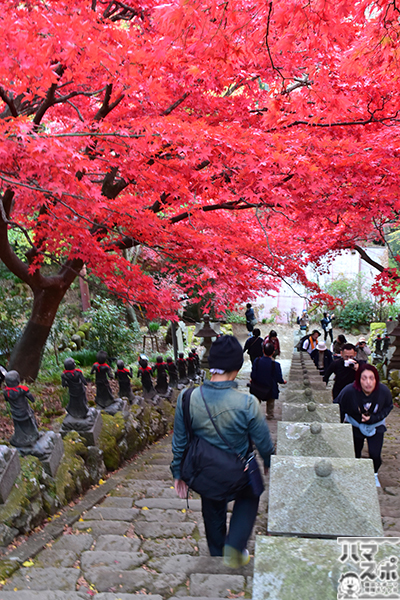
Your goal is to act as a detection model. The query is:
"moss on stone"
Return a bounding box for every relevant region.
[0,559,18,580]
[0,456,46,531]
[97,413,124,470]
[55,432,90,504]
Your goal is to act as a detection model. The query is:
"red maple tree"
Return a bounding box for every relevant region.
[0,0,399,379]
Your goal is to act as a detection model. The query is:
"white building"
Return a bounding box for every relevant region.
[255,247,389,324]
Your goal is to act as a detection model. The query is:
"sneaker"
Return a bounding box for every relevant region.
[375,473,381,487]
[223,545,251,568]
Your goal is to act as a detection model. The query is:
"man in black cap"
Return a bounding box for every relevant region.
[170,335,274,568]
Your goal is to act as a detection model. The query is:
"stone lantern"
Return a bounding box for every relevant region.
[194,314,221,368]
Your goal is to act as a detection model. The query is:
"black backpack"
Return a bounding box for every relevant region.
[296,334,310,352]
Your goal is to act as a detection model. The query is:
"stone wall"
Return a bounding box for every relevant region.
[0,400,175,548]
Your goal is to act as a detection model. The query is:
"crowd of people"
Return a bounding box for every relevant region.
[170,311,395,567]
[296,314,394,489]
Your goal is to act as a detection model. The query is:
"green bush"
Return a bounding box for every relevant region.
[0,283,31,360]
[338,301,374,331]
[225,311,246,324]
[69,349,98,367]
[148,321,160,333]
[85,298,140,359]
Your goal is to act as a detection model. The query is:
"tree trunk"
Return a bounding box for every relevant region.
[8,282,70,381]
[125,303,139,328]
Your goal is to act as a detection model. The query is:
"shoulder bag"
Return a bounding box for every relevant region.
[180,386,264,500]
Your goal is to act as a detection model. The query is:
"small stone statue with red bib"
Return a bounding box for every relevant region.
[115,359,134,404]
[138,357,156,399]
[61,357,89,419]
[2,370,40,447]
[177,353,188,383]
[90,350,114,409]
[153,356,169,395]
[166,357,178,388]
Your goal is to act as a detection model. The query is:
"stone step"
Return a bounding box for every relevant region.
[96,595,162,600]
[3,567,80,591]
[84,566,187,594]
[82,507,140,521]
[74,520,131,537]
[0,593,87,600]
[189,573,250,597]
[147,554,254,577]
[134,497,202,510]
[81,550,148,570]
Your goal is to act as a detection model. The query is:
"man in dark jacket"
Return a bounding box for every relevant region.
[250,343,286,419]
[243,328,264,364]
[323,343,359,402]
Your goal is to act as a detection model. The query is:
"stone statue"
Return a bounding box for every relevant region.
[138,357,156,400]
[166,357,178,388]
[115,359,134,404]
[187,352,196,378]
[153,356,169,395]
[191,348,201,374]
[2,371,40,447]
[61,357,89,419]
[90,351,114,409]
[177,353,188,383]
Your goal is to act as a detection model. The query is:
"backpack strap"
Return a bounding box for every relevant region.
[182,387,195,441]
[199,385,247,462]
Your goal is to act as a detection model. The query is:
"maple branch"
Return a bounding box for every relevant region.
[162,93,190,116]
[265,2,285,87]
[33,64,65,126]
[64,99,85,121]
[94,84,124,120]
[353,245,384,273]
[255,206,275,268]
[170,200,260,224]
[54,87,108,104]
[0,189,41,287]
[283,113,400,130]
[0,87,18,118]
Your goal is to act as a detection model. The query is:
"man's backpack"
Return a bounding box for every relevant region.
[296,334,310,352]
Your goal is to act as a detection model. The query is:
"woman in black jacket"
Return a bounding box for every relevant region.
[335,363,393,487]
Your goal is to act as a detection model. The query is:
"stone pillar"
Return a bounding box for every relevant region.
[388,314,400,371]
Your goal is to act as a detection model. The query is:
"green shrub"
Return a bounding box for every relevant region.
[69,349,98,367]
[148,321,160,333]
[85,298,140,359]
[338,301,374,331]
[0,283,31,360]
[225,311,246,324]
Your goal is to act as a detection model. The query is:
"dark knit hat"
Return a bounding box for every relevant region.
[208,335,243,372]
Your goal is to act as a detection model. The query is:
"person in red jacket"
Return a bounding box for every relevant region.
[263,330,281,358]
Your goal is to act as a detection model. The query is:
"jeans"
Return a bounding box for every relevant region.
[201,485,260,556]
[353,430,384,473]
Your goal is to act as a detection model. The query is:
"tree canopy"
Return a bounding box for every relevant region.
[1,0,400,377]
